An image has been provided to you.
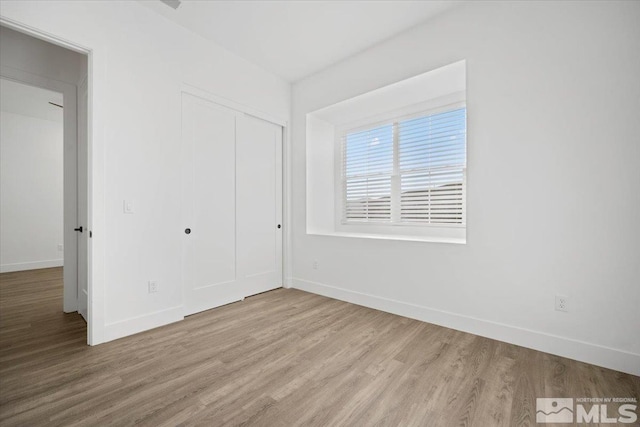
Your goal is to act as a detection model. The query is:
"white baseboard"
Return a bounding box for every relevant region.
[103,306,184,343]
[292,278,640,377]
[283,276,293,289]
[0,259,63,273]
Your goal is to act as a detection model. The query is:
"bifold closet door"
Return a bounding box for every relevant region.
[182,93,283,316]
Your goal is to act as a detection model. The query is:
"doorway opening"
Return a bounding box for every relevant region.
[0,25,90,342]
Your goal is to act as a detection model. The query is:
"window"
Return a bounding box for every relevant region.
[307,60,466,242]
[341,106,466,227]
[342,124,394,222]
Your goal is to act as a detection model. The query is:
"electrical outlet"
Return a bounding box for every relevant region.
[312,260,319,270]
[148,281,158,294]
[555,295,569,312]
[57,244,63,252]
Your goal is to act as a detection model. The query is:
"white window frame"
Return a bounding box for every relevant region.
[334,93,467,242]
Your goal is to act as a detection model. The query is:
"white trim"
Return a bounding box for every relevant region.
[306,230,465,244]
[181,83,287,128]
[0,16,90,54]
[336,99,467,239]
[0,259,64,273]
[0,17,100,346]
[291,278,640,377]
[103,306,184,343]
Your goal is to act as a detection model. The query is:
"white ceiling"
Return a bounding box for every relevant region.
[0,78,63,123]
[140,0,459,82]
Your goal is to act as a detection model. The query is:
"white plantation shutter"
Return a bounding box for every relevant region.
[342,106,466,226]
[398,108,466,224]
[342,124,393,222]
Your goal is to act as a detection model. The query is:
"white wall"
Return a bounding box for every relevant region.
[292,1,640,375]
[0,110,63,272]
[0,1,290,343]
[305,114,335,235]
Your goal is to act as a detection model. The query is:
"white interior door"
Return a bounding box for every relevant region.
[182,94,240,315]
[181,93,283,316]
[236,115,283,296]
[77,76,88,321]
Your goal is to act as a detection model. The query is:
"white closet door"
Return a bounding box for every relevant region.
[236,115,283,296]
[182,93,283,316]
[182,93,241,316]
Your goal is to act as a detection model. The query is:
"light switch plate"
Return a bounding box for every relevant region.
[124,200,135,214]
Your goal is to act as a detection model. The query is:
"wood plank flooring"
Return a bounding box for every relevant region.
[1,268,638,426]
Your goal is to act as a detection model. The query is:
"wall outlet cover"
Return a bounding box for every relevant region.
[555,295,569,312]
[148,281,158,293]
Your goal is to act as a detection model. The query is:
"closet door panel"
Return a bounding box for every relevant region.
[182,93,240,316]
[236,115,283,296]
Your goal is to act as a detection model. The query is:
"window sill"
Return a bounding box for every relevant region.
[306,230,466,245]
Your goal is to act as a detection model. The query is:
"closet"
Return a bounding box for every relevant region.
[181,92,283,316]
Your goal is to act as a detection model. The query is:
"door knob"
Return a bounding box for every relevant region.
[185,228,191,234]
[74,226,83,233]
[277,224,281,229]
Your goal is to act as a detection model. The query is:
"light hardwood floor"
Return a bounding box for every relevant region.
[0,268,638,426]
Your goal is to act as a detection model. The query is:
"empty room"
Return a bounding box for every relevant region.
[0,1,638,426]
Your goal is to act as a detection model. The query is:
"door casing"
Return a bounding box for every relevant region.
[0,17,94,344]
